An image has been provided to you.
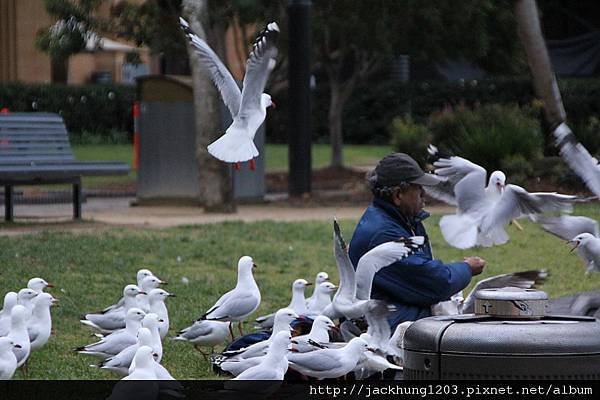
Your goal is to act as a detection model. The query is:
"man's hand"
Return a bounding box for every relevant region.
[464,256,486,276]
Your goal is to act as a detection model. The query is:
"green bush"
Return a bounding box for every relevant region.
[501,154,533,187]
[0,82,135,143]
[428,104,543,174]
[389,117,431,157]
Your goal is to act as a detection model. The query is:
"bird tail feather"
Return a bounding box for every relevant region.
[207,132,259,163]
[439,214,478,249]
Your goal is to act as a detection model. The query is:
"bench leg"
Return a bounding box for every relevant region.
[4,185,13,222]
[73,180,82,220]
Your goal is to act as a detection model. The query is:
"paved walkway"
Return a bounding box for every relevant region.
[0,197,454,235]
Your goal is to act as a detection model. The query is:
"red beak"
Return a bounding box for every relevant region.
[270,101,276,109]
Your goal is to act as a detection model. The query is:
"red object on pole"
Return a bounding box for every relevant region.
[0,108,9,114]
[133,101,140,171]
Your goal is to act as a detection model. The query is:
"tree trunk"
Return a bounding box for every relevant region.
[515,0,566,128]
[182,0,236,213]
[329,77,344,168]
[51,58,68,83]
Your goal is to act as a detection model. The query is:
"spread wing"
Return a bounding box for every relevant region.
[462,270,548,313]
[355,237,424,300]
[538,215,600,241]
[481,184,580,234]
[332,220,356,302]
[179,17,242,117]
[432,156,487,214]
[239,22,279,116]
[552,123,600,198]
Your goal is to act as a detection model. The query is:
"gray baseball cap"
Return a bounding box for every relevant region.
[373,153,443,187]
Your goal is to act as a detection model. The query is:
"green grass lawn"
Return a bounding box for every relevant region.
[68,144,391,190]
[1,204,599,379]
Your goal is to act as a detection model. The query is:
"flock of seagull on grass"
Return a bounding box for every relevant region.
[0,278,56,379]
[0,206,592,382]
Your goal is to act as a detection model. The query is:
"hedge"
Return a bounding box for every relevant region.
[2,77,600,147]
[266,76,600,146]
[0,82,136,142]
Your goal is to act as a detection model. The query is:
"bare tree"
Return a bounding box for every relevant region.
[515,0,566,128]
[182,0,235,213]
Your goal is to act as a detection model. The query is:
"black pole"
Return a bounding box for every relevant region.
[287,0,312,197]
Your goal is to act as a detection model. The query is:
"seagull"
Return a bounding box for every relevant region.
[353,333,403,380]
[290,315,337,353]
[99,327,155,375]
[199,256,261,339]
[354,237,425,301]
[27,278,54,294]
[122,346,158,380]
[323,220,422,320]
[387,321,413,366]
[287,336,371,379]
[233,331,291,380]
[140,313,163,363]
[136,276,166,313]
[305,282,337,315]
[76,308,146,359]
[100,269,155,314]
[0,337,19,380]
[427,152,584,249]
[0,292,18,336]
[552,122,600,198]
[431,269,548,315]
[81,285,147,333]
[16,288,39,315]
[537,215,600,274]
[28,293,58,352]
[6,305,30,368]
[306,272,329,309]
[254,278,311,329]
[220,322,297,377]
[179,17,279,167]
[173,320,231,359]
[146,289,175,339]
[218,308,299,365]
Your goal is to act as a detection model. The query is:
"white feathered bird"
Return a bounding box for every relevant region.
[427,151,584,249]
[552,122,600,198]
[539,214,600,274]
[179,18,279,166]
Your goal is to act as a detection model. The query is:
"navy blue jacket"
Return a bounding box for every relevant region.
[349,197,472,329]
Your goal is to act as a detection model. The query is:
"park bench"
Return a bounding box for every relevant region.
[0,112,130,221]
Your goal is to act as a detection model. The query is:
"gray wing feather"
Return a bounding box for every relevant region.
[332,220,356,302]
[180,18,242,117]
[552,123,600,198]
[433,157,487,214]
[482,185,578,233]
[462,270,548,313]
[239,23,279,116]
[288,351,343,371]
[538,215,600,241]
[206,293,259,320]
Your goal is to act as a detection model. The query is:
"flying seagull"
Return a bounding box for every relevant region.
[179,17,279,169]
[552,123,600,198]
[538,214,600,274]
[426,149,585,249]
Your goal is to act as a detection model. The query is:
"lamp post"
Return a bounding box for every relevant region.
[287,0,312,197]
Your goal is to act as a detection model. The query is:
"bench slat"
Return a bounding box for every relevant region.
[0,156,76,164]
[0,162,130,180]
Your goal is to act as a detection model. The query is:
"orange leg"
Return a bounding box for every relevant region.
[234,162,240,170]
[249,159,256,171]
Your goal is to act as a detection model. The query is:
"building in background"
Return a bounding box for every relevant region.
[0,0,152,84]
